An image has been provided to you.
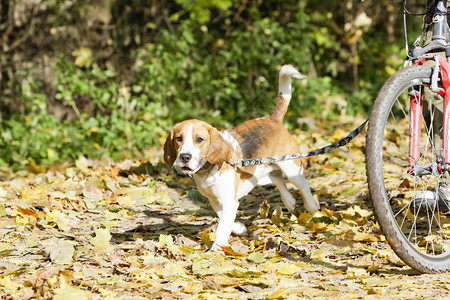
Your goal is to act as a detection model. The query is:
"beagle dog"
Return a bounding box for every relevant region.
[164,65,319,250]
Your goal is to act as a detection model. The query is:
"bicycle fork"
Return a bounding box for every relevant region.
[409,88,423,167]
[410,54,450,176]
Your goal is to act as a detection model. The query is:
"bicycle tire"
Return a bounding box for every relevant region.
[366,65,450,273]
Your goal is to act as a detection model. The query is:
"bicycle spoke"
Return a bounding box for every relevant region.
[379,78,450,257]
[367,54,450,273]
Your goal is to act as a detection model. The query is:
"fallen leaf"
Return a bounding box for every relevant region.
[20,185,46,202]
[271,205,284,227]
[28,266,65,288]
[267,288,286,299]
[247,252,264,264]
[0,276,19,293]
[276,263,300,275]
[14,205,38,219]
[90,228,111,252]
[54,286,90,300]
[45,239,75,264]
[46,210,77,231]
[184,281,203,294]
[0,187,7,199]
[82,185,103,203]
[239,284,263,293]
[72,47,93,67]
[346,267,369,279]
[258,200,270,218]
[75,156,91,174]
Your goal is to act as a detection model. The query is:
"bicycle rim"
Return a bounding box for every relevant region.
[367,66,450,272]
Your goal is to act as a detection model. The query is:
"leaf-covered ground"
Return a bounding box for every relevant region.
[1,116,450,299]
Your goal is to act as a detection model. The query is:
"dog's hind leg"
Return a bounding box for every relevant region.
[276,161,319,214]
[269,171,296,213]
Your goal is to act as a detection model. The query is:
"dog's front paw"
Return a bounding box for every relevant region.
[304,195,320,214]
[209,242,223,252]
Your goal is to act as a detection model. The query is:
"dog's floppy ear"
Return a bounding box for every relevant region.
[163,129,177,168]
[207,127,233,165]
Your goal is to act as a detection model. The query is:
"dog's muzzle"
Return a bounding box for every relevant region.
[179,153,192,163]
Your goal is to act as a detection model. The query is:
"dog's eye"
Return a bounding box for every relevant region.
[196,137,204,143]
[176,136,182,142]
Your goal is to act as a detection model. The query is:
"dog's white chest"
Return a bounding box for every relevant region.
[194,167,236,200]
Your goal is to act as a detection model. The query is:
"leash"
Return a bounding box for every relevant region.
[228,119,368,167]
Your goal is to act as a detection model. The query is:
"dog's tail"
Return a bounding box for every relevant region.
[271,65,305,122]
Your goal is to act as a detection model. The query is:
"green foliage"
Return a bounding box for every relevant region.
[175,0,235,23]
[134,5,320,126]
[0,0,427,167]
[0,56,169,167]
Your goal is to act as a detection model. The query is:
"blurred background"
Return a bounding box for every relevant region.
[0,0,425,167]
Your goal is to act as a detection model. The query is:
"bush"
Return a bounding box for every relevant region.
[0,0,424,168]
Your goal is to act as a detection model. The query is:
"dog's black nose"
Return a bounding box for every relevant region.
[179,153,192,163]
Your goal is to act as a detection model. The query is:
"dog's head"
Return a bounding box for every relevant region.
[163,120,233,175]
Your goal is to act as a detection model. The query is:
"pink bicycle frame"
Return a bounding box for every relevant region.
[409,88,423,166]
[411,54,450,170]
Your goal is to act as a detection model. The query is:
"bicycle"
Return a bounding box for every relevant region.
[366,0,450,273]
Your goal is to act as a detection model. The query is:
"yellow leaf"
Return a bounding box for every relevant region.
[15,215,30,225]
[178,177,192,185]
[71,47,93,67]
[26,161,46,174]
[340,185,360,196]
[0,242,9,252]
[271,205,284,226]
[20,185,46,202]
[116,187,154,196]
[247,252,264,264]
[330,129,346,142]
[46,273,58,287]
[258,199,270,218]
[120,85,129,98]
[90,228,111,252]
[148,192,173,205]
[132,270,162,288]
[346,267,369,279]
[46,239,75,265]
[46,210,72,232]
[309,222,328,233]
[353,232,379,243]
[297,212,313,225]
[310,249,333,262]
[54,287,89,300]
[267,288,286,299]
[209,275,236,286]
[75,156,91,174]
[367,287,383,295]
[343,206,357,217]
[99,288,117,297]
[184,281,203,294]
[15,205,38,219]
[321,207,334,219]
[220,244,247,257]
[156,262,187,278]
[0,187,6,198]
[276,263,300,275]
[353,206,372,218]
[405,208,416,222]
[0,276,19,292]
[47,148,56,159]
[116,196,134,207]
[158,234,174,247]
[201,230,213,244]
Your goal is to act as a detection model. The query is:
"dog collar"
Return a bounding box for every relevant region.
[196,162,214,175]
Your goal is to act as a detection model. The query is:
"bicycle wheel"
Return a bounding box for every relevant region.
[366,65,450,273]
